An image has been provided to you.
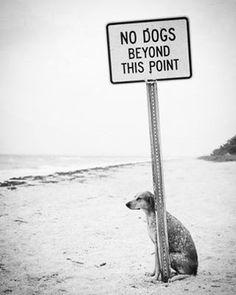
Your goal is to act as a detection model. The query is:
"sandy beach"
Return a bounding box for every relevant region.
[0,158,236,294]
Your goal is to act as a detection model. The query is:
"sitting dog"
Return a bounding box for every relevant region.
[126,191,198,279]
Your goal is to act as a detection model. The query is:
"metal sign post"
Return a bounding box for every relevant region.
[146,81,170,282]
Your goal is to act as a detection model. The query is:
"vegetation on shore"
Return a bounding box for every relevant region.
[199,135,236,162]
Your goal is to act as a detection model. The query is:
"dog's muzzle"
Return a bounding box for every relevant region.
[126,201,131,209]
[125,201,140,210]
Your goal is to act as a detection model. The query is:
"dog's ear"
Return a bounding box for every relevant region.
[148,195,155,211]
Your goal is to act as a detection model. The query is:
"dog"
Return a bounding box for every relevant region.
[126,191,198,280]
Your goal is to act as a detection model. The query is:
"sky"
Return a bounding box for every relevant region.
[0,0,235,157]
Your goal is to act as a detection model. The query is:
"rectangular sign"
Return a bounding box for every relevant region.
[106,17,192,84]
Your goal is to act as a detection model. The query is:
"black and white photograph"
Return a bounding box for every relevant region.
[0,0,236,294]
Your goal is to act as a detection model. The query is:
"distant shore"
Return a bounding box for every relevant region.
[198,154,236,162]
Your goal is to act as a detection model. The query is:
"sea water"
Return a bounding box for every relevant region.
[0,154,149,182]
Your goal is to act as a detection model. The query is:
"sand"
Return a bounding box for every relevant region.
[0,159,236,294]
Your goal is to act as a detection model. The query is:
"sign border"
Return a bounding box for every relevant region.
[106,16,192,84]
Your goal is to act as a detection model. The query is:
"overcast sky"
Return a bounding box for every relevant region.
[0,0,235,157]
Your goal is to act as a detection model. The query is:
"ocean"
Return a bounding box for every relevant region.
[0,154,149,185]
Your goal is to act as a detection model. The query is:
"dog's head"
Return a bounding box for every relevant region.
[126,191,155,212]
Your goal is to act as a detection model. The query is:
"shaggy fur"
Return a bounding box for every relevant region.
[126,191,198,276]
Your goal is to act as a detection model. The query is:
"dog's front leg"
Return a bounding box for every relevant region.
[152,242,161,280]
[145,255,156,277]
[145,242,161,279]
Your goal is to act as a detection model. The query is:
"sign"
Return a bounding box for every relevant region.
[106,17,191,84]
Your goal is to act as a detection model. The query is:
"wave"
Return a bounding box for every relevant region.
[0,161,149,190]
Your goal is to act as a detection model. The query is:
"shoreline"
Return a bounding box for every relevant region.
[0,161,150,190]
[1,154,236,189]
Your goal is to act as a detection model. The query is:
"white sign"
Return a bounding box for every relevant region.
[106,17,192,84]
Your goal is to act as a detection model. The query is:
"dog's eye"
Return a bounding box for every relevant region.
[136,197,141,201]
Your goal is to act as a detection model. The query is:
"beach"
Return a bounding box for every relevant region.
[0,158,236,294]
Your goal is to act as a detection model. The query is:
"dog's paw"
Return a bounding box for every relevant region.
[145,271,162,282]
[170,270,177,278]
[169,274,190,282]
[145,271,155,277]
[149,275,162,283]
